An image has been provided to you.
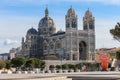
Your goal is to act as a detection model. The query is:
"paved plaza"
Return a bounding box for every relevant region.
[1,71,120,80]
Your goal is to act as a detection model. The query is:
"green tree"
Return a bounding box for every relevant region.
[0,60,6,69]
[5,60,12,69]
[67,64,75,69]
[11,57,26,68]
[75,63,82,69]
[116,50,120,60]
[62,64,68,70]
[24,58,34,69]
[33,58,41,68]
[49,65,54,69]
[49,65,55,71]
[110,22,120,42]
[24,58,45,70]
[56,65,61,70]
[40,61,45,70]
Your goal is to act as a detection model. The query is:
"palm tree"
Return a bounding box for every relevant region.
[110,22,120,42]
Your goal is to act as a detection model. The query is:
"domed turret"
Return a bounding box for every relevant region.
[84,9,93,18]
[83,9,95,31]
[65,7,78,29]
[67,7,75,15]
[27,27,37,35]
[38,8,56,35]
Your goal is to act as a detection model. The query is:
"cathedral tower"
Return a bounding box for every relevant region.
[66,7,78,31]
[83,9,95,60]
[65,7,79,60]
[83,9,95,31]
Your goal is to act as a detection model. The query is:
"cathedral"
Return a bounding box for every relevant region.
[20,7,95,61]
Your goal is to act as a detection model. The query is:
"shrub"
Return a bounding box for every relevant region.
[0,60,6,69]
[5,60,12,69]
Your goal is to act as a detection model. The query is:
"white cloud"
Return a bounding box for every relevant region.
[4,39,20,45]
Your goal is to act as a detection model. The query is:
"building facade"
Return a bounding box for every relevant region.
[0,53,9,60]
[9,48,16,59]
[20,7,95,61]
[96,47,120,61]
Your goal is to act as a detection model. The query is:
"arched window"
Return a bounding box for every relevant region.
[66,23,70,28]
[43,42,48,50]
[25,45,27,48]
[79,41,87,60]
[55,42,61,49]
[72,20,76,28]
[50,42,54,50]
[57,43,61,48]
[31,36,33,40]
[44,45,47,50]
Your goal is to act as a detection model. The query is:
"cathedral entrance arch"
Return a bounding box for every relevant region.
[79,41,87,60]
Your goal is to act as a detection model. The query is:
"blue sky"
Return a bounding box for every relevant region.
[0,0,120,53]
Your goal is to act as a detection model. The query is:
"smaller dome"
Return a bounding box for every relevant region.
[67,7,76,16]
[85,9,93,18]
[57,29,64,33]
[27,27,37,35]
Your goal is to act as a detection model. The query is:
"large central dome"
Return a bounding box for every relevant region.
[38,16,55,28]
[38,8,55,28]
[38,8,56,35]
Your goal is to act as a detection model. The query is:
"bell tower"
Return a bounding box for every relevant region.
[65,7,79,61]
[83,9,95,60]
[65,7,78,31]
[83,9,95,31]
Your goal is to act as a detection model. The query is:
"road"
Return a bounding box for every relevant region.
[1,71,120,80]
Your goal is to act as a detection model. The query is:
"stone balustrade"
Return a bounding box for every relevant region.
[0,69,81,74]
[16,71,22,74]
[22,71,28,74]
[28,71,35,74]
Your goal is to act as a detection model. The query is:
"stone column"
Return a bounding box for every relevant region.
[87,22,91,60]
[77,51,79,61]
[70,31,73,60]
[76,30,79,61]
